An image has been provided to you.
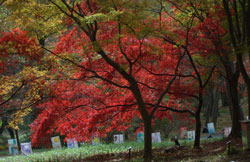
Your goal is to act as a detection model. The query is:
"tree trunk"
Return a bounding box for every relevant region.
[248,85,250,118]
[15,129,21,151]
[7,128,15,139]
[194,112,201,148]
[143,118,152,162]
[221,91,229,107]
[0,117,7,135]
[227,78,242,138]
[203,91,211,124]
[225,84,234,121]
[237,51,250,119]
[219,51,242,139]
[194,93,203,149]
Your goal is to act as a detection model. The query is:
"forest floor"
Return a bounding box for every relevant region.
[81,139,248,162]
[1,138,248,161]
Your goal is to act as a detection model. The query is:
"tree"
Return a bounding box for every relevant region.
[152,0,219,148]
[29,0,199,160]
[4,0,64,46]
[0,28,45,137]
[165,0,244,139]
[222,0,250,120]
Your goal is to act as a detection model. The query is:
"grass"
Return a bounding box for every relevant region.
[0,141,169,162]
[0,137,223,162]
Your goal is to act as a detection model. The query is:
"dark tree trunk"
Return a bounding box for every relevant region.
[0,125,4,135]
[0,118,15,139]
[222,0,250,121]
[194,93,203,148]
[238,53,250,119]
[238,54,250,118]
[248,85,250,118]
[143,117,152,162]
[227,77,242,138]
[218,48,242,139]
[221,91,229,107]
[15,129,21,151]
[0,117,7,135]
[194,113,201,148]
[7,128,15,139]
[203,91,211,124]
[225,84,234,121]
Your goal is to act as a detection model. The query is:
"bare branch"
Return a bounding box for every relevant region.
[146,103,195,116]
[42,47,130,89]
[202,65,216,88]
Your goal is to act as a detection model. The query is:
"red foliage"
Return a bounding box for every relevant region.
[0,28,42,73]
[30,20,194,146]
[30,1,227,147]
[0,28,43,117]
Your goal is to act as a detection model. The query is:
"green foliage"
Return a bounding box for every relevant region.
[83,9,123,24]
[5,0,64,41]
[0,5,12,31]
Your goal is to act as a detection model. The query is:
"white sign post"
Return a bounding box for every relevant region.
[66,139,79,148]
[187,131,195,140]
[21,142,32,155]
[136,132,144,142]
[223,127,232,137]
[51,136,62,149]
[114,134,124,144]
[207,122,216,134]
[152,132,161,143]
[8,139,18,155]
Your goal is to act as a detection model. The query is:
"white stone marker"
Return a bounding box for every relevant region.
[114,134,124,144]
[67,138,79,148]
[187,130,195,140]
[136,132,144,142]
[51,136,62,149]
[223,127,232,137]
[8,139,18,155]
[207,122,216,134]
[21,142,32,155]
[152,132,161,143]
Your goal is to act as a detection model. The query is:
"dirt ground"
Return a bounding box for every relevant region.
[80,139,250,162]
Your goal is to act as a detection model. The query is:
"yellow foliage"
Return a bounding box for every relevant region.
[5,0,64,40]
[1,66,49,129]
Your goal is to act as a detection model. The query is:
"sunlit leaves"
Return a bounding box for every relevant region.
[5,0,64,41]
[0,28,47,130]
